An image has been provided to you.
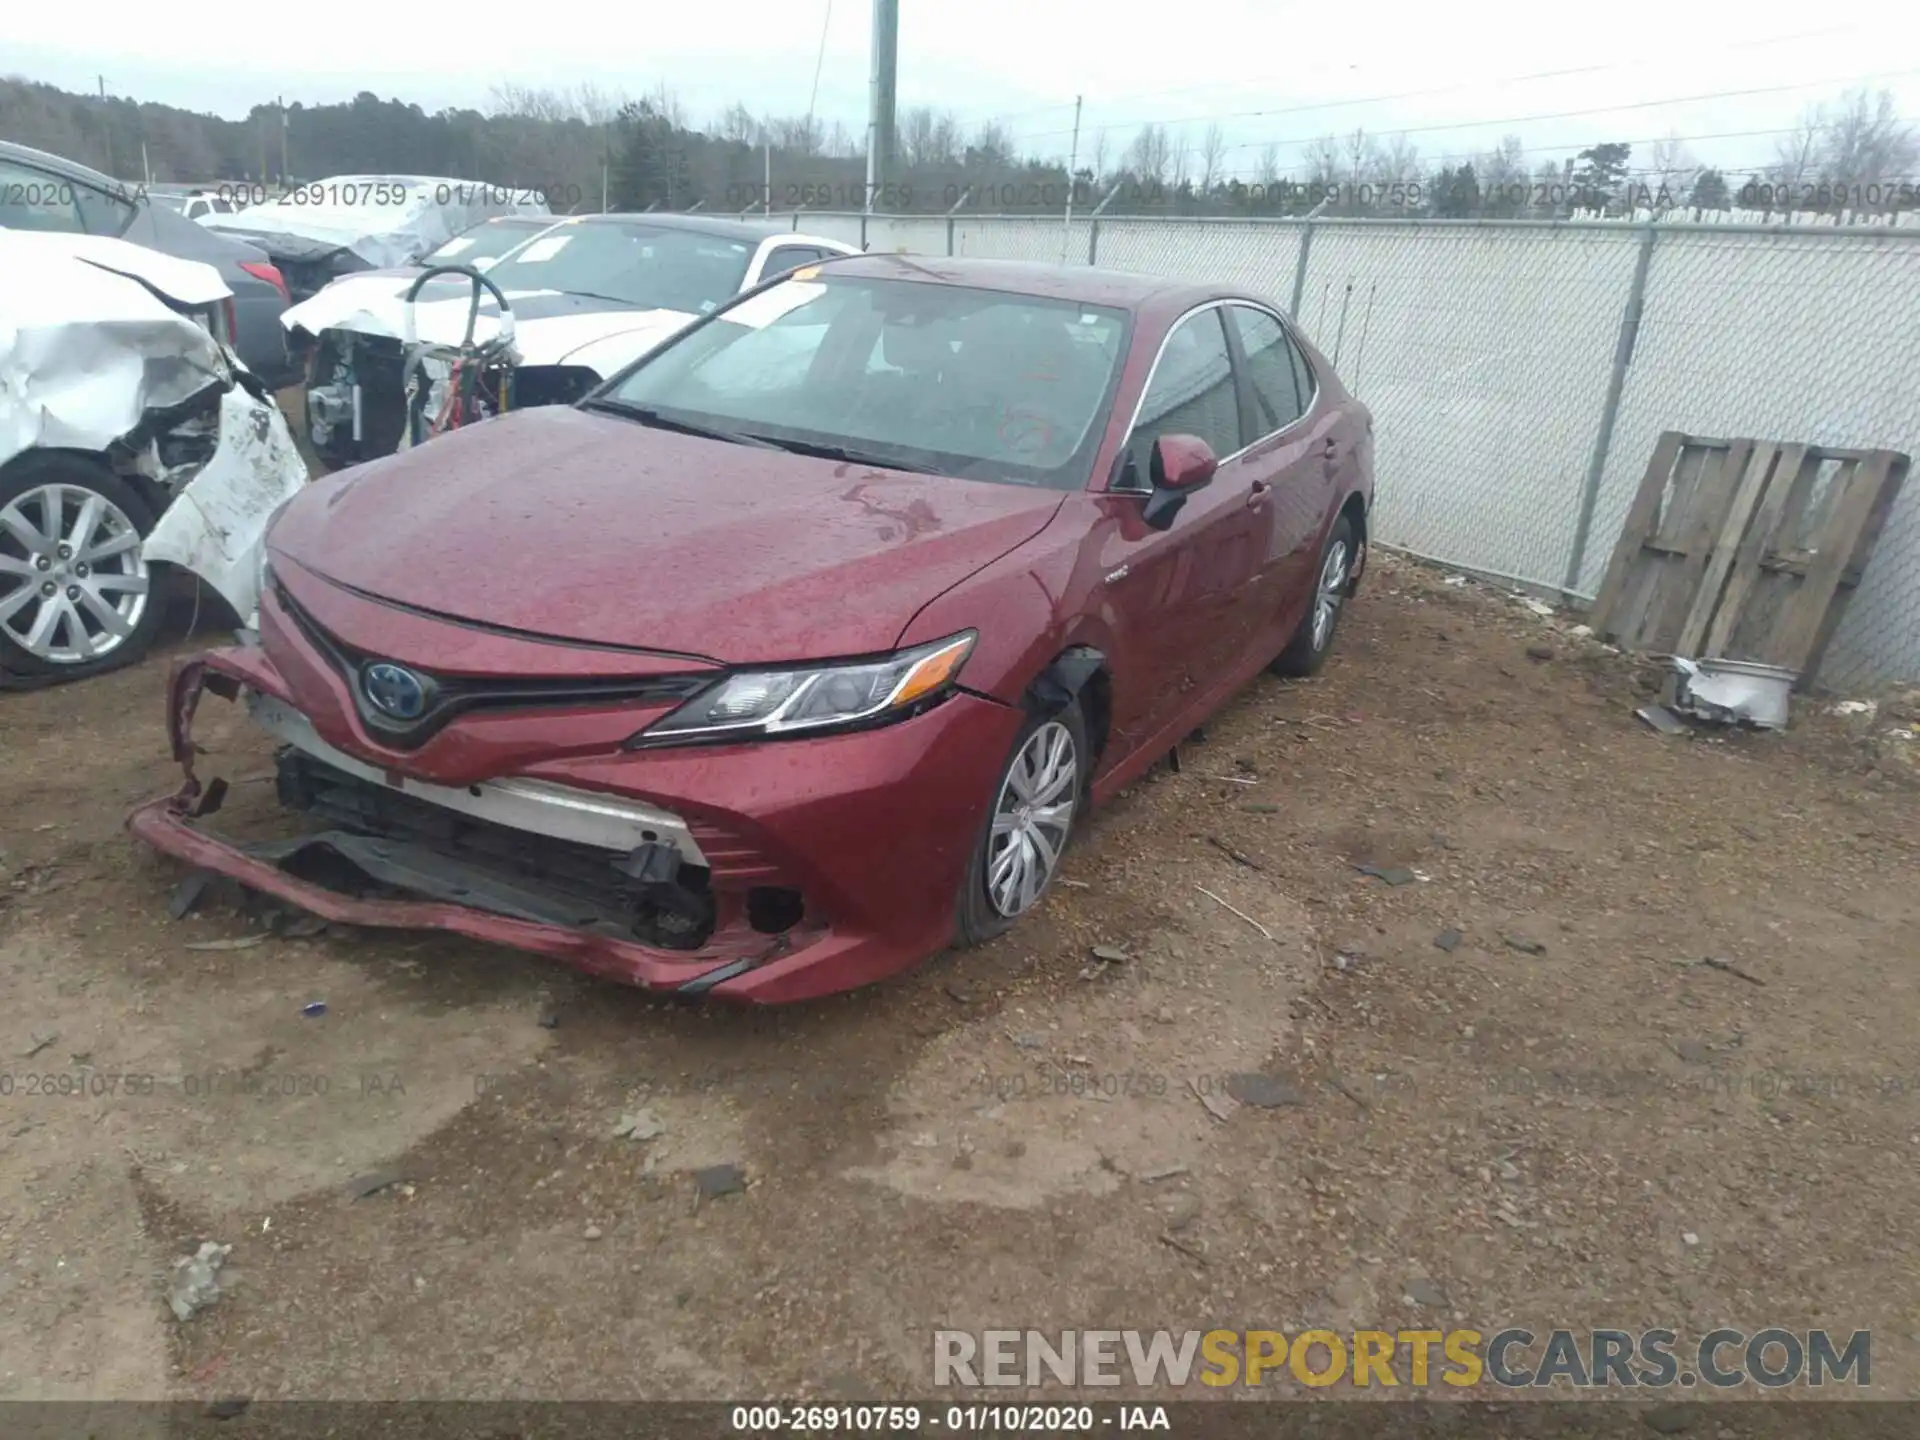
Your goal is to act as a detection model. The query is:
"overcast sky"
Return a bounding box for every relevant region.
[11,0,1920,181]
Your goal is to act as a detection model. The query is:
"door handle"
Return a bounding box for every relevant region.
[1246,480,1272,507]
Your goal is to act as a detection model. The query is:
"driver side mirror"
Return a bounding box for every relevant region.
[1141,434,1218,530]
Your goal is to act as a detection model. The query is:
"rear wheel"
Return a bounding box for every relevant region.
[954,701,1088,948]
[0,455,161,678]
[1272,514,1355,678]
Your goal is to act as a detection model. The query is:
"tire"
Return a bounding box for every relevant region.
[0,453,163,679]
[953,699,1090,949]
[1272,513,1356,678]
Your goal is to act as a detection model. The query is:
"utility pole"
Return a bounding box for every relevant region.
[141,140,151,186]
[1060,95,1083,264]
[765,136,773,215]
[98,75,114,179]
[864,0,897,214]
[279,97,289,185]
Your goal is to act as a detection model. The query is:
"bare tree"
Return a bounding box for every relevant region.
[1254,140,1281,187]
[1770,101,1825,190]
[1374,134,1420,184]
[647,81,687,132]
[1086,127,1110,186]
[970,120,1016,167]
[1124,123,1172,184]
[1302,133,1343,186]
[1648,131,1698,205]
[714,103,759,147]
[1818,87,1918,188]
[766,114,820,155]
[1198,121,1226,194]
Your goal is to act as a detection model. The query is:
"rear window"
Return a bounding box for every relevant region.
[481,223,755,312]
[426,220,554,268]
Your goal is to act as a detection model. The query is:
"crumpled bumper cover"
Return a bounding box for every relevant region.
[126,644,1022,1003]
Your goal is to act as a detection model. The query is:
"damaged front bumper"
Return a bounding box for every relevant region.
[128,641,1023,1002]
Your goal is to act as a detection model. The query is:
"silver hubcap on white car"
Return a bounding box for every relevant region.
[987,720,1077,918]
[0,484,151,664]
[1312,538,1351,652]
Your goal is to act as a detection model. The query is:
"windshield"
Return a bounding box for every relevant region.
[598,273,1130,490]
[426,220,554,269]
[482,223,755,311]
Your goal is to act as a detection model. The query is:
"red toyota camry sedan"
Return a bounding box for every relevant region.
[130,253,1374,1003]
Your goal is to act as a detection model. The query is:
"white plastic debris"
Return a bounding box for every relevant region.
[142,386,309,627]
[1521,597,1555,617]
[1831,700,1878,718]
[1443,575,1468,587]
[1671,657,1797,730]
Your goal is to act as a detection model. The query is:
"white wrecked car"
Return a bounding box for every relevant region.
[0,231,308,684]
[206,175,553,304]
[280,213,856,465]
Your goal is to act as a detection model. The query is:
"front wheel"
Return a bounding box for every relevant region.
[0,454,162,678]
[1272,513,1356,678]
[953,701,1088,948]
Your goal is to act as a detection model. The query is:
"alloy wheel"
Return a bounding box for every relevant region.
[1312,537,1351,652]
[0,484,152,665]
[986,720,1078,918]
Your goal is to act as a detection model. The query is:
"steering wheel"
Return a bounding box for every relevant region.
[402,263,515,352]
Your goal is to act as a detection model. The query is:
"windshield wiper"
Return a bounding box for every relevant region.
[579,399,782,450]
[737,433,937,474]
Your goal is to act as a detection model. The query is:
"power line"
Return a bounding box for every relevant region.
[1002,24,1872,149]
[1199,67,1920,161]
[803,0,833,145]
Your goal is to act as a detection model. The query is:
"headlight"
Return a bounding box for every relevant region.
[629,632,975,747]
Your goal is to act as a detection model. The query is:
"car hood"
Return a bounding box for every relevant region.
[271,406,1066,663]
[281,283,693,367]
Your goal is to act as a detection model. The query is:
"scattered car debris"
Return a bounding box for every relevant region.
[1056,878,1092,890]
[1205,835,1263,870]
[1635,704,1691,736]
[20,1031,57,1059]
[1354,862,1416,886]
[168,870,218,920]
[1225,1073,1306,1108]
[1140,1164,1191,1184]
[1699,956,1765,986]
[1832,699,1878,717]
[1403,1277,1449,1308]
[537,1005,561,1029]
[301,1001,327,1018]
[1671,657,1795,730]
[694,1163,747,1201]
[612,1110,665,1142]
[205,1397,251,1421]
[583,1224,604,1241]
[1157,1232,1209,1265]
[1502,934,1548,956]
[1444,575,1468,587]
[1433,928,1463,953]
[1189,1077,1237,1123]
[1090,945,1130,964]
[346,1168,405,1200]
[1525,644,1554,662]
[184,935,270,952]
[1196,886,1273,939]
[1520,597,1555,617]
[1012,1032,1045,1051]
[166,1241,232,1321]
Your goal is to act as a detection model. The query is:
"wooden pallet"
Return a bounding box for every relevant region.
[1590,432,1908,680]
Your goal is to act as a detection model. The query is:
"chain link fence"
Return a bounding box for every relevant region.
[763,211,1920,688]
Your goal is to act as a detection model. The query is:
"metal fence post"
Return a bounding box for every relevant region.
[1087,181,1125,267]
[860,212,868,250]
[1564,223,1658,599]
[1289,219,1314,320]
[944,186,971,257]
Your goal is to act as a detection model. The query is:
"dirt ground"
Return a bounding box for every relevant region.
[3,550,1919,1412]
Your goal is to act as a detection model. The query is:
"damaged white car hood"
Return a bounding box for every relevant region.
[282,281,699,370]
[0,231,308,629]
[206,180,551,269]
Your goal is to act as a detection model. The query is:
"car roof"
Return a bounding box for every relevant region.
[0,140,128,192]
[563,213,789,243]
[811,252,1245,315]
